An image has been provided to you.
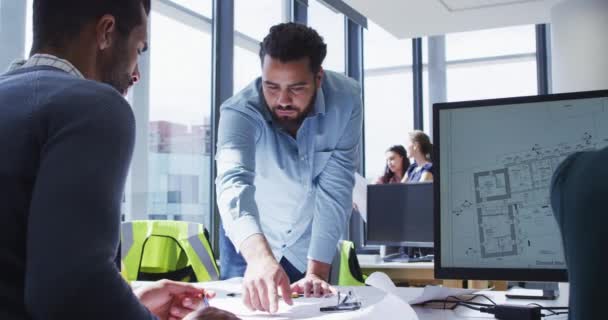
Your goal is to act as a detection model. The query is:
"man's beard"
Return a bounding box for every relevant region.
[271,85,317,130]
[271,105,305,126]
[99,39,133,95]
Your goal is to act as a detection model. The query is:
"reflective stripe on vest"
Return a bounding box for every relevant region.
[186,223,219,281]
[121,222,134,260]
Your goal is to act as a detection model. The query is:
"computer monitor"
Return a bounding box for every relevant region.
[434,89,608,282]
[366,182,434,249]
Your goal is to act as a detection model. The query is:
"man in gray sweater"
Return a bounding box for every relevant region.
[0,0,236,319]
[551,147,607,320]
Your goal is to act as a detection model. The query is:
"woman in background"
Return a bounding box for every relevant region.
[376,145,410,184]
[402,130,434,183]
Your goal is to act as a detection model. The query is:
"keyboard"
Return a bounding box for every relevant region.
[408,256,434,263]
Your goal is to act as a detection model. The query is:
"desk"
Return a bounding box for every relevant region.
[358,254,463,288]
[405,288,568,320]
[358,255,510,290]
[133,280,569,319]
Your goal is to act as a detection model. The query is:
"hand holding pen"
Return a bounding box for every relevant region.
[183,291,240,320]
[134,279,217,320]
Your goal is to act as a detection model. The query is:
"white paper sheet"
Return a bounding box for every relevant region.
[198,278,418,319]
[352,173,368,222]
[364,271,398,294]
[407,285,480,305]
[365,271,479,305]
[363,272,419,320]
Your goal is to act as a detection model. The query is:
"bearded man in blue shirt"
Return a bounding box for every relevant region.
[216,22,362,314]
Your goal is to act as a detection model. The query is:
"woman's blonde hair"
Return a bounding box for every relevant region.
[409,130,433,161]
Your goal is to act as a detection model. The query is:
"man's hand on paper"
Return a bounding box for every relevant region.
[242,255,293,313]
[290,273,336,298]
[134,279,215,320]
[240,234,293,314]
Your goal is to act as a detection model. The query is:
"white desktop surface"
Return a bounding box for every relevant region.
[358,254,435,269]
[132,279,569,319]
[405,289,568,319]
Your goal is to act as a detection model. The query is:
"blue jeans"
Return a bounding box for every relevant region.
[219,224,305,283]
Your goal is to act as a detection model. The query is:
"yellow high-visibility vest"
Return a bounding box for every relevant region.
[334,241,366,286]
[121,220,219,282]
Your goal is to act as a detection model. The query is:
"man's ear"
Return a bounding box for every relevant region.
[315,67,324,88]
[96,14,117,50]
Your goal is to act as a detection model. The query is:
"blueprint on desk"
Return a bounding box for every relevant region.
[199,278,419,320]
[439,96,608,269]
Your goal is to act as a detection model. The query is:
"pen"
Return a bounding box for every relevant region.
[226,292,304,298]
[193,293,211,313]
[202,294,210,308]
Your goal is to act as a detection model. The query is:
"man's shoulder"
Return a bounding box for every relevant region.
[5,67,127,109]
[220,78,267,120]
[553,147,608,197]
[50,74,126,107]
[321,71,361,116]
[572,148,608,178]
[41,72,131,119]
[1,68,131,123]
[322,70,361,94]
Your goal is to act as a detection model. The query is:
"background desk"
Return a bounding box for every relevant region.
[358,255,510,290]
[358,254,464,288]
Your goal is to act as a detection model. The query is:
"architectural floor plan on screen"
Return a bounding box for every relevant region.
[453,135,608,268]
[443,97,608,268]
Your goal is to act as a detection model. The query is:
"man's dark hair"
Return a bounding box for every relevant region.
[32,0,151,53]
[259,22,327,74]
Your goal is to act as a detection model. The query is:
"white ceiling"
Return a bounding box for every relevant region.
[343,0,564,38]
[439,0,544,11]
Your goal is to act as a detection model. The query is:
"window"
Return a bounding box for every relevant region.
[423,67,431,133]
[420,39,429,132]
[447,59,537,102]
[233,0,286,93]
[363,20,414,180]
[423,25,538,134]
[308,0,345,74]
[446,25,536,61]
[167,174,199,204]
[25,0,33,58]
[0,0,28,69]
[445,25,537,102]
[143,5,213,225]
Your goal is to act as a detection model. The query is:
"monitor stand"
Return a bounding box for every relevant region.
[380,246,412,263]
[380,246,434,263]
[506,283,560,300]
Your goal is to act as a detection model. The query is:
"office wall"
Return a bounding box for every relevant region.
[551,0,608,93]
[0,0,26,69]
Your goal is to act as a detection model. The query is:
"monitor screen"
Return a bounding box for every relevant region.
[434,90,608,282]
[366,182,434,247]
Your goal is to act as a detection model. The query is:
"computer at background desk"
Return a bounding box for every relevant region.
[366,182,434,263]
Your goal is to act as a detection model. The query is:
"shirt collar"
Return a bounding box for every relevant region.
[7,54,84,79]
[7,60,26,72]
[312,86,326,116]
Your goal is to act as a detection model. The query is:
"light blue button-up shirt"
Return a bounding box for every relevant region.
[215,70,362,272]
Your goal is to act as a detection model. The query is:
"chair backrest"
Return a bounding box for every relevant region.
[120,220,219,282]
[330,240,365,286]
